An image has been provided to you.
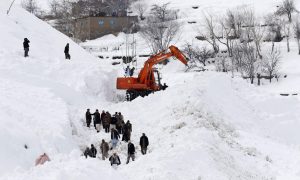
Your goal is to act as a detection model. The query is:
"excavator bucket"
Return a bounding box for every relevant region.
[169,45,188,66]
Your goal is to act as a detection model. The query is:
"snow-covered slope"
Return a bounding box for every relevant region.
[0,1,116,177]
[1,0,300,180]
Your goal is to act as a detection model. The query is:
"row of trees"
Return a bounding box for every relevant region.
[21,0,136,18]
[49,0,133,19]
[21,0,138,37]
[21,0,41,15]
[183,0,299,85]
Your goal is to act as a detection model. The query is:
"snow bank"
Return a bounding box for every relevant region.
[1,0,300,180]
[0,2,115,177]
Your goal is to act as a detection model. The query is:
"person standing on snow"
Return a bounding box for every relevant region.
[23,38,30,57]
[109,152,121,166]
[116,112,124,134]
[100,139,109,160]
[64,43,70,59]
[103,111,111,133]
[122,120,132,142]
[93,109,101,132]
[90,144,97,158]
[111,128,120,149]
[125,65,131,77]
[126,141,135,164]
[110,112,118,130]
[101,110,106,122]
[85,109,92,128]
[140,133,149,155]
[84,147,91,158]
[130,67,135,76]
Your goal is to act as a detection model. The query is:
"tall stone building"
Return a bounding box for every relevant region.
[74,16,138,41]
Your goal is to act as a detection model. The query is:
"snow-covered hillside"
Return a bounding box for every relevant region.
[1,0,300,180]
[0,1,116,178]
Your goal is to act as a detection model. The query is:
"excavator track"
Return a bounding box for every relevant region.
[126,89,153,101]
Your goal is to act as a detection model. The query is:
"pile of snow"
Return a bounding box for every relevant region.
[1,0,300,180]
[0,1,116,178]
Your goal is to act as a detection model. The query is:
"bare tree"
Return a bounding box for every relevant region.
[251,25,265,59]
[294,18,300,55]
[265,14,283,52]
[232,42,244,73]
[21,0,39,14]
[238,43,258,84]
[201,14,220,54]
[217,10,238,57]
[183,43,194,61]
[262,48,281,83]
[193,47,213,66]
[282,20,292,52]
[276,0,298,23]
[133,2,147,20]
[105,0,129,16]
[140,3,180,54]
[49,0,61,17]
[215,54,231,72]
[55,0,73,36]
[183,44,213,67]
[238,8,265,59]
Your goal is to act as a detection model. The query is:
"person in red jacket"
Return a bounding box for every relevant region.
[35,153,50,166]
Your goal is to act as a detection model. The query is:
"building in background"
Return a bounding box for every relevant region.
[74,16,138,41]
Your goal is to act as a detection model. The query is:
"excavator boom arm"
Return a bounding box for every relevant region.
[138,45,188,83]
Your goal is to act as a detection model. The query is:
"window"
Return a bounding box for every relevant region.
[98,20,104,27]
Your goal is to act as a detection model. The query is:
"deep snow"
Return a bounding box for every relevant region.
[1,0,300,180]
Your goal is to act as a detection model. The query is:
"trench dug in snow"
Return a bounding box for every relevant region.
[1,0,300,179]
[64,71,300,180]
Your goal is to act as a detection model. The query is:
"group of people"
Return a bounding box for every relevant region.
[22,38,70,60]
[85,109,132,141]
[125,65,135,77]
[84,109,149,166]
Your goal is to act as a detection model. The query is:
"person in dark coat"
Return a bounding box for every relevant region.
[110,112,118,130]
[130,67,135,76]
[126,141,135,164]
[140,133,149,155]
[90,144,97,158]
[100,139,109,160]
[109,152,121,166]
[103,112,111,133]
[122,120,132,142]
[85,109,92,128]
[93,109,101,132]
[64,43,70,59]
[111,128,120,149]
[125,65,130,76]
[84,147,91,158]
[116,113,124,134]
[101,110,106,121]
[23,38,30,57]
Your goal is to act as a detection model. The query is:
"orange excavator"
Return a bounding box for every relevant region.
[116,45,188,101]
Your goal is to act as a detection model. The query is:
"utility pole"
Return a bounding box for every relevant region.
[7,0,16,15]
